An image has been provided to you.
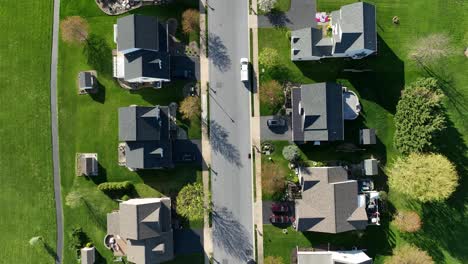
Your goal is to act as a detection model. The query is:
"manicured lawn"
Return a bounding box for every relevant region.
[259,0,468,263]
[0,1,57,263]
[58,0,202,262]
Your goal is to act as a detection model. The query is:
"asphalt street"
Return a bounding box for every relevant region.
[207,0,254,263]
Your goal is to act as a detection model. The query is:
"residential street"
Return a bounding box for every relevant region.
[208,0,254,263]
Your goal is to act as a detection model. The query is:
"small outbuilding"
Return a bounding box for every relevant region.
[76,153,99,176]
[78,71,97,94]
[360,128,376,145]
[81,246,95,264]
[363,158,378,176]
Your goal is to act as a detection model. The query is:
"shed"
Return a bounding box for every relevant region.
[77,153,99,176]
[360,128,376,145]
[79,71,96,91]
[363,158,378,176]
[81,247,95,264]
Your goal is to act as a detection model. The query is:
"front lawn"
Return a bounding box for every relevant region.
[58,0,202,262]
[0,1,57,263]
[259,0,468,263]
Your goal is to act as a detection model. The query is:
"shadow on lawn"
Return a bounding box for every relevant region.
[89,80,106,104]
[83,34,112,77]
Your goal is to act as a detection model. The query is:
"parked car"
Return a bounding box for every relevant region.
[267,118,286,128]
[271,203,289,214]
[269,215,292,224]
[240,58,249,82]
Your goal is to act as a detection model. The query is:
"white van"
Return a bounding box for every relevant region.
[240,58,249,82]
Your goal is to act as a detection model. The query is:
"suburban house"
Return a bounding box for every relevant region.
[106,198,174,264]
[292,83,344,144]
[119,105,174,170]
[113,14,170,86]
[294,166,369,233]
[291,2,377,61]
[293,248,372,264]
[359,128,376,145]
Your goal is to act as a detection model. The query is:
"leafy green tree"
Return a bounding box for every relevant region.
[282,145,300,162]
[389,153,458,202]
[393,78,445,154]
[176,183,210,221]
[385,244,434,264]
[259,47,280,69]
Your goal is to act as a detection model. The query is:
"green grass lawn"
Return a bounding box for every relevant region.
[58,0,202,262]
[0,1,57,263]
[259,0,468,263]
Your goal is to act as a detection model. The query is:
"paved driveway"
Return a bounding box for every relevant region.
[171,55,200,81]
[260,116,292,141]
[174,228,203,255]
[258,0,316,29]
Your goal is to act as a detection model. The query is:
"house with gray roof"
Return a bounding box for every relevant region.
[291,2,377,61]
[292,83,344,144]
[294,166,369,233]
[294,248,372,264]
[113,14,170,84]
[119,105,173,170]
[106,198,174,264]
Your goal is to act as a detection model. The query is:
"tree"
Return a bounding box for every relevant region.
[393,211,422,233]
[65,191,83,208]
[393,78,445,154]
[282,145,300,162]
[69,227,90,256]
[385,244,434,264]
[60,16,89,43]
[179,96,201,120]
[259,47,280,69]
[258,0,278,13]
[264,256,284,264]
[409,33,454,65]
[389,153,458,203]
[262,163,286,199]
[260,80,284,113]
[29,236,44,246]
[176,183,210,221]
[182,9,200,34]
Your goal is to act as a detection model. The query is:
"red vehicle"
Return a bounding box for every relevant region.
[271,203,289,214]
[269,215,291,224]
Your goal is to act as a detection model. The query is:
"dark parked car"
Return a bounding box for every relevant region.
[269,215,292,224]
[271,203,289,214]
[267,118,286,128]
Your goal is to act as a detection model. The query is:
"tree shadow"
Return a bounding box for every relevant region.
[83,34,112,77]
[209,120,241,167]
[212,207,253,262]
[264,10,291,28]
[82,198,107,230]
[89,80,106,104]
[86,163,107,185]
[43,242,59,262]
[207,33,231,72]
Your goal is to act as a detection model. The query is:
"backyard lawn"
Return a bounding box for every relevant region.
[58,0,202,262]
[0,1,57,263]
[259,0,468,263]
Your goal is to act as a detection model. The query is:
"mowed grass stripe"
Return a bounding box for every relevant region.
[0,0,56,263]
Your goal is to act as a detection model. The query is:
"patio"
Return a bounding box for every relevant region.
[343,90,361,120]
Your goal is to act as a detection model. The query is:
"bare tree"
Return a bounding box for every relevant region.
[60,16,89,43]
[179,96,201,120]
[393,211,422,233]
[258,0,278,13]
[182,9,200,34]
[409,33,454,65]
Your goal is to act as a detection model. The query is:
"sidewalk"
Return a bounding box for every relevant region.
[249,0,264,263]
[199,1,213,263]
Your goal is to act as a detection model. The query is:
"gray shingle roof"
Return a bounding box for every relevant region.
[125,141,173,169]
[291,83,344,142]
[124,50,171,81]
[295,167,368,233]
[79,72,94,89]
[360,128,376,145]
[117,15,161,52]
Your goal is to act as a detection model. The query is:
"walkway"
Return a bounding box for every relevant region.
[257,0,316,29]
[50,0,63,261]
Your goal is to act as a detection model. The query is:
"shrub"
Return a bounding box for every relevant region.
[121,194,130,201]
[393,211,422,233]
[264,256,284,264]
[60,16,89,43]
[176,183,209,221]
[282,145,300,162]
[389,153,458,202]
[385,244,434,264]
[69,227,89,256]
[260,80,284,113]
[85,242,93,248]
[182,9,200,34]
[393,78,445,154]
[378,191,388,201]
[180,96,201,120]
[259,47,280,69]
[258,0,278,13]
[262,163,286,198]
[98,181,133,192]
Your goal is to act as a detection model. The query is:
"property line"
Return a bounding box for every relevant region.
[49,0,63,261]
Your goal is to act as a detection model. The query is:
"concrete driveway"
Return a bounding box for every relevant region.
[258,0,316,30]
[260,116,292,141]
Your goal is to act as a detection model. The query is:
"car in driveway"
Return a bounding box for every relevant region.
[269,215,293,224]
[240,58,249,82]
[271,203,289,214]
[267,118,286,128]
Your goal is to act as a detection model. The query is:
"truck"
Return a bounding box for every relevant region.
[240,58,249,82]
